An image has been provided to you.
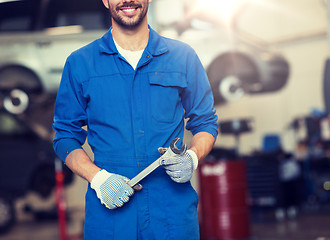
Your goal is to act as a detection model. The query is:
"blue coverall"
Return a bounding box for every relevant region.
[53,26,218,239]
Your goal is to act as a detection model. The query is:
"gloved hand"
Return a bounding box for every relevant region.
[159,148,199,183]
[91,169,134,210]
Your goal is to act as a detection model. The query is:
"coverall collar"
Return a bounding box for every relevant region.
[99,26,169,57]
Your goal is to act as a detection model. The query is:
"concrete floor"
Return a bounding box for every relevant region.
[0,207,84,240]
[252,212,330,240]
[0,209,330,240]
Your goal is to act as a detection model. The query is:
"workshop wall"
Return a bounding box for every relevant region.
[213,0,329,154]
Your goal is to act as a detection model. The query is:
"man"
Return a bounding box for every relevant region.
[53,0,218,239]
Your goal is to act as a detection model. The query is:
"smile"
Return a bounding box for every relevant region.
[118,5,140,15]
[122,7,137,12]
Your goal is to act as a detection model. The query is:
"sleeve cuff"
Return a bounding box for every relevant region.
[54,138,83,163]
[191,127,218,141]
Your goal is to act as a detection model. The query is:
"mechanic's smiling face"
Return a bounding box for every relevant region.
[103,0,152,29]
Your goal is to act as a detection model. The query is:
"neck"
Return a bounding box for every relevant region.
[112,18,149,51]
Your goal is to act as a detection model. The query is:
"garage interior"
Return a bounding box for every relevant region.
[0,0,330,239]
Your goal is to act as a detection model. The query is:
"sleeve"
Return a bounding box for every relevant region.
[182,49,219,140]
[52,57,88,162]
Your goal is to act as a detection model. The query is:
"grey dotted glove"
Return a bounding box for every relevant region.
[160,149,199,183]
[91,169,134,210]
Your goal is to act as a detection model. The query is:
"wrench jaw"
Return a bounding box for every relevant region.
[170,138,187,155]
[160,138,187,162]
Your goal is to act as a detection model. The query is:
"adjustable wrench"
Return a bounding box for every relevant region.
[127,138,187,190]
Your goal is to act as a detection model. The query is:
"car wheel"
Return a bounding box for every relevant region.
[0,67,42,115]
[0,193,15,234]
[207,52,260,105]
[3,88,29,114]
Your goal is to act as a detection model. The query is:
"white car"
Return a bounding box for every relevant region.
[0,0,110,114]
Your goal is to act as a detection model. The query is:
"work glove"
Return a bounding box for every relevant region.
[90,169,134,210]
[159,148,199,183]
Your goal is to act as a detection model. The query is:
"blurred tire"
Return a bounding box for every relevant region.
[0,67,42,114]
[207,52,260,105]
[3,89,29,114]
[0,192,15,234]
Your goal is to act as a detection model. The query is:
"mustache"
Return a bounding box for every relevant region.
[116,3,142,10]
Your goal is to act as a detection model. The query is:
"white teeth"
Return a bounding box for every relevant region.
[122,8,135,12]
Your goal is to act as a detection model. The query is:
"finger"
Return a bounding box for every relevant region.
[165,169,182,178]
[163,163,182,171]
[120,194,129,203]
[170,176,181,183]
[119,175,130,183]
[106,203,117,210]
[113,196,123,207]
[123,185,134,196]
[115,200,124,208]
[169,173,190,183]
[101,198,115,210]
[161,157,182,165]
[172,176,187,183]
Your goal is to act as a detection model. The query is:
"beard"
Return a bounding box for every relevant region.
[108,1,149,29]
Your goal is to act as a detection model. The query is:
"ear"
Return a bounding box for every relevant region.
[102,0,109,9]
[148,0,152,3]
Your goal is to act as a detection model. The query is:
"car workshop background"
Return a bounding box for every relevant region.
[0,0,330,239]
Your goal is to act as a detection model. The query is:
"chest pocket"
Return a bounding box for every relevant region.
[82,74,132,125]
[148,72,187,123]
